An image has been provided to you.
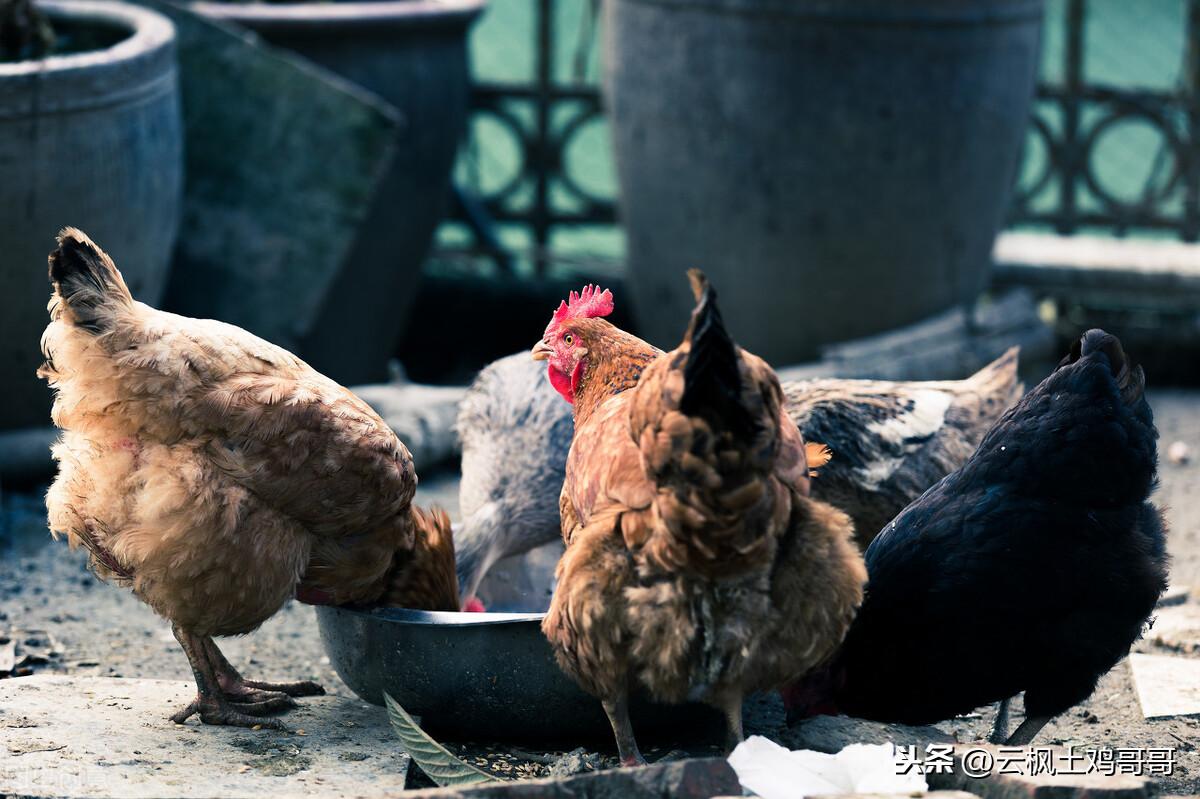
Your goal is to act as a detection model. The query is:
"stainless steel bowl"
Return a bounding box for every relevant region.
[315,605,722,743]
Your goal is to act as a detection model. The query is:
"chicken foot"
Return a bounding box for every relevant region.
[168,627,308,729]
[203,638,325,700]
[601,691,646,767]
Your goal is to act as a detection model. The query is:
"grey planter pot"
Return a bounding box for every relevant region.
[0,0,182,431]
[191,0,487,385]
[606,0,1044,362]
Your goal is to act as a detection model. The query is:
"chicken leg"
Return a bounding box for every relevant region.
[987,697,1011,744]
[715,690,745,753]
[987,696,1050,746]
[601,691,646,767]
[1004,714,1052,746]
[169,627,321,728]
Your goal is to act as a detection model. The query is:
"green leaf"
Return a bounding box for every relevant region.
[384,692,498,787]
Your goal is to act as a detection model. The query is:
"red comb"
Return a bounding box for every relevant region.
[552,284,614,324]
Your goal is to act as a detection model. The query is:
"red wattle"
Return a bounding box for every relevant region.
[548,365,574,404]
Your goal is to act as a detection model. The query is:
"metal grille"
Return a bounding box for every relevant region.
[1012,0,1200,239]
[444,0,1200,275]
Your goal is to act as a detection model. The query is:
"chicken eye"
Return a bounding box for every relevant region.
[563,333,574,346]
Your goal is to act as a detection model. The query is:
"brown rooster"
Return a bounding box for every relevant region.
[533,274,865,764]
[40,229,457,730]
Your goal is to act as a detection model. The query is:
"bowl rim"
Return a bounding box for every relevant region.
[326,605,547,627]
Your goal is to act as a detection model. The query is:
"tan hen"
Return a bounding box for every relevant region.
[39,229,457,729]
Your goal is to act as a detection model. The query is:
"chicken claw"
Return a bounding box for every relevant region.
[205,638,325,699]
[236,679,325,698]
[170,626,316,730]
[171,696,292,728]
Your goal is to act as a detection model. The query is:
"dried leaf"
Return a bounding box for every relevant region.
[383,692,497,786]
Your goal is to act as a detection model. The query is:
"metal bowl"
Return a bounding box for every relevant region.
[315,605,722,744]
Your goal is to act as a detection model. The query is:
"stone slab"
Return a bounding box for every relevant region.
[782,716,1156,798]
[928,743,1154,799]
[0,675,408,798]
[1130,653,1200,719]
[710,795,978,799]
[401,757,739,799]
[780,714,956,754]
[1147,603,1200,654]
[1158,585,1192,608]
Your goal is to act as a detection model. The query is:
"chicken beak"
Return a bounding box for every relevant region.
[531,340,553,362]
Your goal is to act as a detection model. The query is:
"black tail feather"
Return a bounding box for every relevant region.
[1062,328,1145,406]
[48,228,132,334]
[679,270,756,438]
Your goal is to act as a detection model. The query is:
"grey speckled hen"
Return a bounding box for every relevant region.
[454,349,1022,602]
[454,352,576,601]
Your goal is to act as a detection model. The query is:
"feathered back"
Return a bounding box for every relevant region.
[782,347,1022,547]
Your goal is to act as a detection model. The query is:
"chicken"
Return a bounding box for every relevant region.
[783,349,1021,548]
[454,352,574,603]
[39,229,457,730]
[454,349,1017,601]
[787,329,1168,745]
[532,274,865,764]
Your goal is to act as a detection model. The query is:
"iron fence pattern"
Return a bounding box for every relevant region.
[447,0,1200,273]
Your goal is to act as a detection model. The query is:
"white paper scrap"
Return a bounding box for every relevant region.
[727,735,928,799]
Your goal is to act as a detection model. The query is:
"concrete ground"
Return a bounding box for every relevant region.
[1,389,1198,794]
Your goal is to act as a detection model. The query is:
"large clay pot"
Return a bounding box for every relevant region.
[607,0,1044,361]
[192,0,486,385]
[0,0,182,430]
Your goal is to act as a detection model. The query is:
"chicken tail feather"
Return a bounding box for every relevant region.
[1064,328,1146,407]
[680,269,756,438]
[377,506,460,612]
[968,346,1023,400]
[47,227,133,335]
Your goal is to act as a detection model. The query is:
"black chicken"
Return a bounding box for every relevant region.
[792,329,1169,745]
